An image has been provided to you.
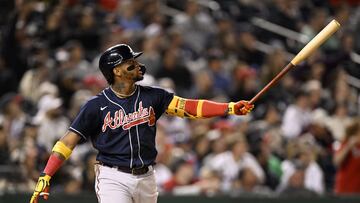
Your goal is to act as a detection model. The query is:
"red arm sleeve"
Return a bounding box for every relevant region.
[184,99,228,118]
[43,154,65,176]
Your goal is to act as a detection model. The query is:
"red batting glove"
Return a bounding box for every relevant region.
[228,100,254,115]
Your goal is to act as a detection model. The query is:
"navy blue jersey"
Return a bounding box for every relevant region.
[69,85,174,168]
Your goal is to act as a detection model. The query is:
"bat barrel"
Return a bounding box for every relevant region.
[249,20,340,104]
[291,20,340,65]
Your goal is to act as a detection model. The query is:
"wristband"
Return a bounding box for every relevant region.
[228,102,236,115]
[52,141,72,160]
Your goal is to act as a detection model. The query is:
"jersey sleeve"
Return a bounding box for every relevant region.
[154,88,174,119]
[69,97,101,142]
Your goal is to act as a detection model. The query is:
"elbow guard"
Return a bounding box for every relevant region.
[166,96,197,118]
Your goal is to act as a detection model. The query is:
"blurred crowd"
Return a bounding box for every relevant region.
[0,0,360,197]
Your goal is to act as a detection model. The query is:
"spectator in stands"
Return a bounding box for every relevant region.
[305,109,336,191]
[193,70,218,99]
[19,60,50,104]
[206,53,231,95]
[213,14,238,56]
[172,0,216,56]
[0,57,17,97]
[0,93,27,150]
[279,165,318,197]
[154,123,173,192]
[138,35,163,76]
[44,3,68,48]
[163,158,196,194]
[21,124,44,183]
[238,31,264,69]
[193,135,211,174]
[253,137,282,190]
[332,69,358,115]
[82,74,107,96]
[231,167,272,197]
[35,95,69,152]
[81,152,97,191]
[248,103,282,137]
[202,133,228,167]
[230,61,258,101]
[303,80,327,110]
[206,137,264,192]
[0,120,10,165]
[155,48,193,96]
[310,62,327,89]
[279,140,325,195]
[281,90,312,139]
[248,103,284,158]
[195,167,222,196]
[326,103,353,141]
[116,1,144,31]
[72,6,102,57]
[334,118,360,194]
[158,110,192,146]
[268,0,301,31]
[54,41,93,107]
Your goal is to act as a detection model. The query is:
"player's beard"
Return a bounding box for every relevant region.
[134,75,144,82]
[134,64,146,82]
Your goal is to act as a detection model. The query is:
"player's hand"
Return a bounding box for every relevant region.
[30,173,51,203]
[229,100,254,115]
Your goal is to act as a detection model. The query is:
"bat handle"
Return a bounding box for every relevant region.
[249,63,295,105]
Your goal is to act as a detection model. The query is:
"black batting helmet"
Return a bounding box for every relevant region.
[99,44,143,84]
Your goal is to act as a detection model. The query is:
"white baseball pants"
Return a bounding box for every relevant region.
[94,164,158,203]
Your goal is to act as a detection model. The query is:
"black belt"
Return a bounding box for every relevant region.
[99,162,151,175]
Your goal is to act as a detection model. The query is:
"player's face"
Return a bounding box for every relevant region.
[117,59,145,82]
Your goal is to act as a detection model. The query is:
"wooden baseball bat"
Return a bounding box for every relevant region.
[249,20,340,104]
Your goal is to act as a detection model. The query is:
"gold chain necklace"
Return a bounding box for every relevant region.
[110,86,137,98]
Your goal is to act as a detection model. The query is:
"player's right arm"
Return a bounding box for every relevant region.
[165,96,254,119]
[30,131,81,203]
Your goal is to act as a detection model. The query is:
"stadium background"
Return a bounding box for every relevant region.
[0,0,360,202]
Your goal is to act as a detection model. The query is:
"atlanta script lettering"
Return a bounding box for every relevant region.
[102,101,155,131]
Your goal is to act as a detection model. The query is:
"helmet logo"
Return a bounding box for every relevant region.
[107,53,123,65]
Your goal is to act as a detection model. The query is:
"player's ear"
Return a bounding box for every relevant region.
[113,66,122,76]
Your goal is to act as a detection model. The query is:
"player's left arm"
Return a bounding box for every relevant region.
[165,96,254,118]
[30,131,80,203]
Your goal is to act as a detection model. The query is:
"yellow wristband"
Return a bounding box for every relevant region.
[52,141,72,160]
[228,102,236,115]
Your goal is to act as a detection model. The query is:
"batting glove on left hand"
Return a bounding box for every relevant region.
[30,173,51,203]
[229,100,254,115]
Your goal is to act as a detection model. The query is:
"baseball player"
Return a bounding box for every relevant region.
[30,44,254,203]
